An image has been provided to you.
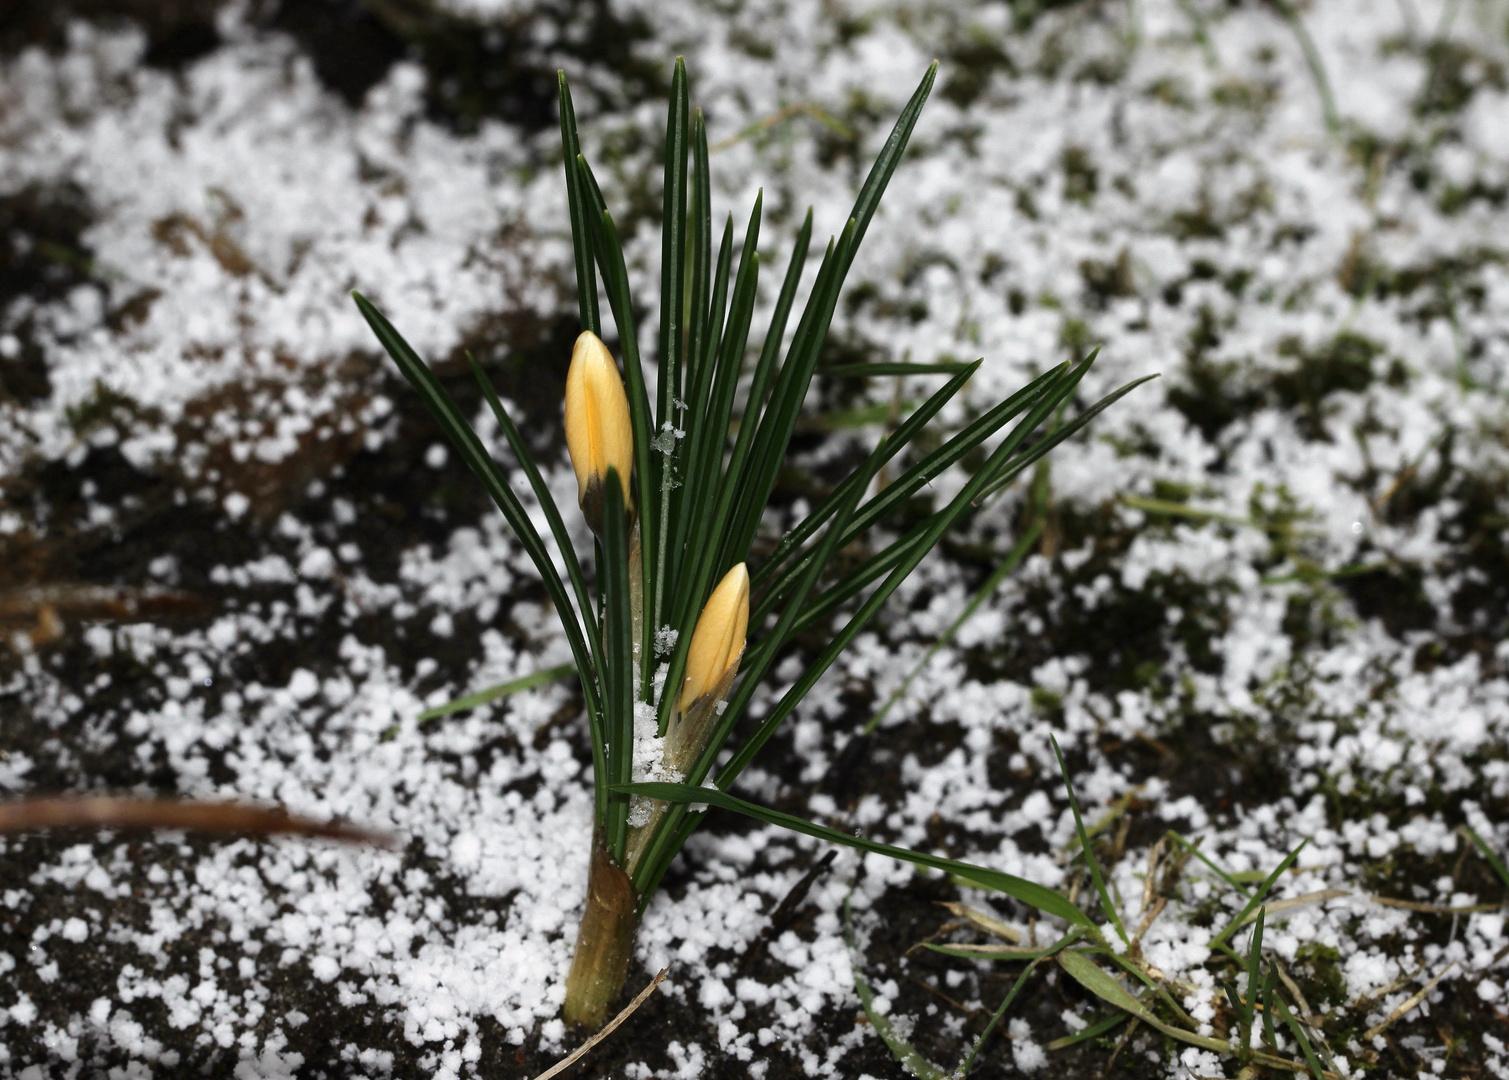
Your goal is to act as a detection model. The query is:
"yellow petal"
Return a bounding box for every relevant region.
[680,563,750,712]
[564,331,634,528]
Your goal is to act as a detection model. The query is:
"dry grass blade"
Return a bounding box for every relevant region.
[936,901,1022,942]
[1371,895,1499,914]
[1361,962,1454,1041]
[1232,888,1349,927]
[532,967,669,1080]
[0,796,392,846]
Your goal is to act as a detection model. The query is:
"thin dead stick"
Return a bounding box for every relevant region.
[533,967,669,1080]
[1371,895,1499,915]
[0,796,392,846]
[1362,962,1454,1041]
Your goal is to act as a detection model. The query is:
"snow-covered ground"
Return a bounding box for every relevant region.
[2,0,1508,1076]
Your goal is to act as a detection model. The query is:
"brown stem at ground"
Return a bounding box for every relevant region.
[562,843,641,1030]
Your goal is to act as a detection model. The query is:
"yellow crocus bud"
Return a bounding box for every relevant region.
[565,330,634,531]
[679,563,749,713]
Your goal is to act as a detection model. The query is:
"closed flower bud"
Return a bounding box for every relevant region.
[565,330,634,531]
[680,563,749,713]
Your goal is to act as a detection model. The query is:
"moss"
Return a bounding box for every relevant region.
[1062,144,1099,205]
[940,27,1016,108]
[63,381,164,439]
[1415,39,1506,117]
[1079,248,1136,309]
[1293,942,1347,1010]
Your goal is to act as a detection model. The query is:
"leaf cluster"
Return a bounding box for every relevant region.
[355,57,1147,915]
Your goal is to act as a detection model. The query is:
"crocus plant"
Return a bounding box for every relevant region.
[354,59,1150,1029]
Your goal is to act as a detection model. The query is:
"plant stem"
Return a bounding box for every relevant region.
[562,843,641,1029]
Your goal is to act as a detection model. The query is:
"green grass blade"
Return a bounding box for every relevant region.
[631,458,872,893]
[820,362,972,377]
[973,372,1160,503]
[754,359,1099,636]
[619,783,1092,926]
[866,516,1043,733]
[658,57,689,428]
[838,62,937,275]
[1241,907,1265,1058]
[1209,841,1308,951]
[1052,736,1127,943]
[718,365,1101,798]
[353,293,607,822]
[573,162,658,693]
[845,900,948,1080]
[1056,950,1231,1054]
[1464,824,1509,892]
[752,361,1073,600]
[673,197,762,638]
[753,359,983,596]
[467,352,604,677]
[1273,994,1325,1079]
[417,663,577,723]
[715,64,943,563]
[685,110,713,416]
[1043,1006,1131,1051]
[667,212,734,618]
[957,929,1082,1074]
[601,472,634,863]
[723,230,845,565]
[556,73,599,336]
[1165,830,1255,900]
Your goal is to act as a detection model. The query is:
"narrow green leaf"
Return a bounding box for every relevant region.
[417,663,577,723]
[1464,824,1509,892]
[352,294,607,826]
[658,56,689,429]
[556,73,599,335]
[839,61,937,274]
[724,229,847,565]
[721,364,1110,807]
[631,458,873,894]
[845,901,948,1080]
[667,211,734,625]
[957,929,1083,1075]
[601,472,634,863]
[1273,994,1326,1080]
[685,110,713,418]
[1056,950,1232,1055]
[1210,841,1308,951]
[819,362,972,377]
[1165,830,1255,900]
[714,59,939,555]
[752,358,987,603]
[973,369,1159,503]
[866,517,1042,733]
[1052,736,1127,943]
[573,161,657,693]
[1241,907,1265,1059]
[1043,1006,1131,1051]
[619,783,1092,927]
[673,196,763,650]
[752,361,1076,607]
[467,351,603,683]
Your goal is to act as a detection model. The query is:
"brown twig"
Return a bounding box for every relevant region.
[1362,963,1454,1042]
[532,967,670,1080]
[0,796,392,846]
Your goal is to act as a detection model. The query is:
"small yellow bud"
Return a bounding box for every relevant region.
[565,330,634,531]
[680,563,749,713]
